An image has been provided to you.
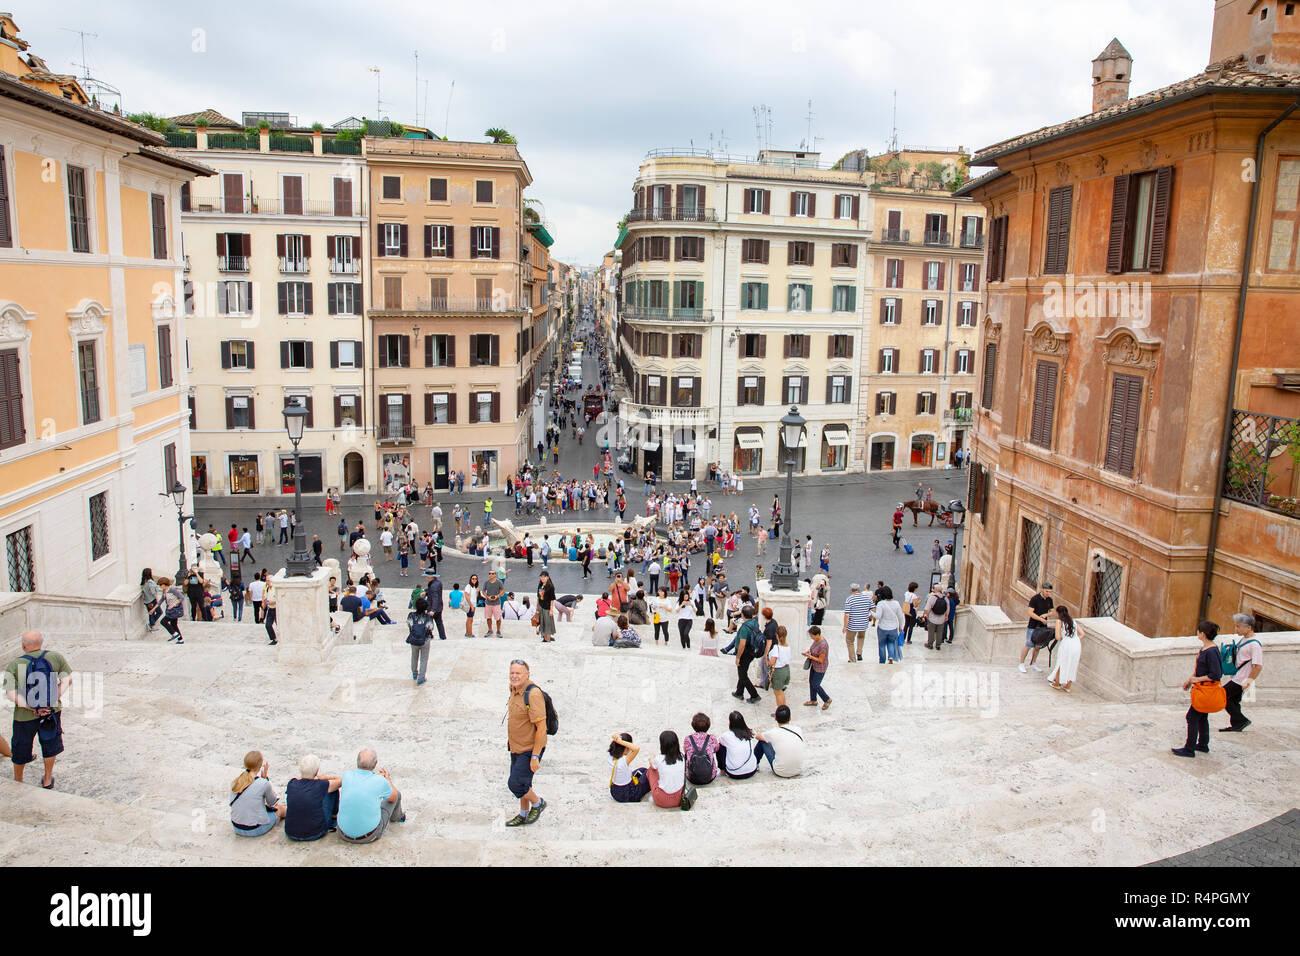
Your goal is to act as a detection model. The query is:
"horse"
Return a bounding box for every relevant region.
[903,499,942,527]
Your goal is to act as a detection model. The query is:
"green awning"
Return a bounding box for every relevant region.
[528,222,555,247]
[615,223,628,249]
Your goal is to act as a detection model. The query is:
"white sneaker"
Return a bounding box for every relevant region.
[1031,663,1043,672]
[1018,663,1027,673]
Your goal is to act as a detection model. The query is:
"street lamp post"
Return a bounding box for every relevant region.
[769,406,806,591]
[169,480,191,581]
[948,500,967,591]
[282,402,315,577]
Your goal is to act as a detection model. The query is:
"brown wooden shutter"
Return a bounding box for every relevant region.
[673,236,682,261]
[783,335,791,359]
[1106,175,1131,273]
[759,190,769,214]
[972,264,980,291]
[327,284,338,315]
[446,226,455,259]
[490,392,501,422]
[1148,166,1174,273]
[447,393,456,423]
[280,341,290,368]
[878,350,885,373]
[801,375,809,402]
[1030,360,1058,447]
[691,379,700,406]
[757,377,766,404]
[787,241,795,265]
[937,262,945,290]
[757,334,766,358]
[245,341,255,369]
[807,242,814,267]
[424,225,432,257]
[789,192,797,216]
[675,184,684,213]
[737,377,745,405]
[844,336,854,359]
[225,397,234,429]
[761,240,770,264]
[849,244,858,268]
[334,396,343,428]
[327,235,336,258]
[276,232,287,256]
[808,193,816,217]
[398,225,408,258]
[424,334,434,367]
[401,394,412,426]
[1044,185,1074,274]
[783,375,792,399]
[220,341,231,369]
[851,195,860,220]
[216,233,227,257]
[424,393,435,425]
[491,227,501,259]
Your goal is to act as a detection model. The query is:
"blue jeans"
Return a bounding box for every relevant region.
[809,669,829,703]
[754,739,776,771]
[214,549,226,566]
[146,601,163,628]
[230,595,244,622]
[877,627,899,663]
[721,637,737,654]
[232,809,278,837]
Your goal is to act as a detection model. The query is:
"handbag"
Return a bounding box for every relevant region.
[1190,681,1227,714]
[531,610,541,627]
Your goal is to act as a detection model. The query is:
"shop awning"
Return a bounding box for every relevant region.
[734,430,764,449]
[823,426,851,446]
[676,443,696,452]
[641,440,660,451]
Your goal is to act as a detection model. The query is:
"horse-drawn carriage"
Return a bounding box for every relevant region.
[902,498,964,528]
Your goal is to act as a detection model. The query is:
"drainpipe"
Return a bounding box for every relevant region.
[1199,96,1300,622]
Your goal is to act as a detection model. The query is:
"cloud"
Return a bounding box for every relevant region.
[20,0,1213,262]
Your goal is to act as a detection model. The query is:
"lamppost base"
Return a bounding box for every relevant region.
[285,554,316,578]
[768,566,800,591]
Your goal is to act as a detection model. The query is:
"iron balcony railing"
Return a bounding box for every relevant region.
[943,408,975,426]
[186,197,365,217]
[1224,409,1300,517]
[329,258,359,275]
[626,206,719,223]
[621,306,716,323]
[376,296,525,314]
[218,255,249,273]
[960,234,985,250]
[924,231,952,246]
[279,256,309,274]
[879,228,910,243]
[377,424,415,443]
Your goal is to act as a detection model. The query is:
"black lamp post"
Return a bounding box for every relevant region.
[949,500,967,591]
[282,401,315,577]
[169,480,191,581]
[769,405,806,591]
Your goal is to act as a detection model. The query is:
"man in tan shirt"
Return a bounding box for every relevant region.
[505,660,548,827]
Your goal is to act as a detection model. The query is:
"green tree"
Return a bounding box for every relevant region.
[127,112,176,133]
[485,127,517,145]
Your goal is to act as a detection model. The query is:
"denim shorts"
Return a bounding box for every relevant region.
[1025,627,1036,648]
[508,748,544,798]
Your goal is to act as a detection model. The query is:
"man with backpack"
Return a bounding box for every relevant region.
[922,585,949,651]
[3,631,72,788]
[424,571,447,642]
[406,598,434,685]
[505,659,553,828]
[1220,613,1264,733]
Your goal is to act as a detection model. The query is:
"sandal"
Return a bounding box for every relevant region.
[821,699,832,710]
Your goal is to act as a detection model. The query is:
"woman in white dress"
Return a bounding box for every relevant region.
[1047,605,1082,692]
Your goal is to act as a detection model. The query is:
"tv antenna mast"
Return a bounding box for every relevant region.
[443,80,455,139]
[369,67,388,120]
[61,28,98,80]
[888,90,900,153]
[803,99,814,150]
[413,51,419,126]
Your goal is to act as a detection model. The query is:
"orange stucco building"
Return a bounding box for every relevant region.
[959,0,1300,636]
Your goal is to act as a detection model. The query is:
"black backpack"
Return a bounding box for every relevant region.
[524,683,559,735]
[686,735,714,785]
[22,652,58,712]
[931,596,948,617]
[405,613,430,646]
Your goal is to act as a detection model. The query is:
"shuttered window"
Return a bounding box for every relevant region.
[157,325,174,389]
[1103,372,1143,478]
[980,342,998,409]
[78,341,101,424]
[0,145,12,248]
[150,193,167,259]
[1106,167,1174,273]
[987,215,1009,282]
[1028,360,1059,449]
[68,165,91,253]
[1042,186,1073,274]
[0,348,25,449]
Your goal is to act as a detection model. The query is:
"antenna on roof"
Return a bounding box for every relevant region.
[804,99,814,151]
[443,80,455,139]
[61,27,98,81]
[889,90,899,153]
[413,51,419,126]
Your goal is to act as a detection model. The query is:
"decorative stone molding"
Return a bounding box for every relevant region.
[0,302,36,344]
[1137,139,1159,168]
[151,293,176,324]
[1100,328,1159,373]
[1026,320,1072,358]
[1095,155,1109,177]
[1055,161,1070,184]
[66,299,109,339]
[983,314,1002,342]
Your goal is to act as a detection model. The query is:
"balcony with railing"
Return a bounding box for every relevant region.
[186,197,365,217]
[878,228,910,243]
[943,407,975,426]
[626,206,719,224]
[279,256,309,275]
[218,255,249,273]
[622,305,716,323]
[960,234,985,250]
[924,231,952,246]
[330,258,359,275]
[373,296,525,315]
[377,423,415,443]
[1224,409,1300,517]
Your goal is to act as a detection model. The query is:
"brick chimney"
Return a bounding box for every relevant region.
[1092,39,1133,112]
[1211,0,1254,63]
[1246,1,1300,73]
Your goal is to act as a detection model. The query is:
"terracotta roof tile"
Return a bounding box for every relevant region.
[167,108,241,128]
[972,57,1300,166]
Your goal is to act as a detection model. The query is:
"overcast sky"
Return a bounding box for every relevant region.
[21,0,1214,264]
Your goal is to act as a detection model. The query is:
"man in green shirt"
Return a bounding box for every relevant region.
[3,631,72,788]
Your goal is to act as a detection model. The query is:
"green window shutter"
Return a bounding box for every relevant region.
[787,284,796,310]
[759,284,768,310]
[695,281,704,308]
[673,280,681,309]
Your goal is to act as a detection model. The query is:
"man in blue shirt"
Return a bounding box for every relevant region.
[337,748,404,844]
[339,586,365,622]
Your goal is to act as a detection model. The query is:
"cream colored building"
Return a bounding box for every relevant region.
[616,149,871,479]
[168,111,372,497]
[850,148,984,470]
[0,15,207,595]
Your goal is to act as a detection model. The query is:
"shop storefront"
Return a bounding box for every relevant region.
[821,425,850,471]
[673,428,696,481]
[471,449,498,489]
[733,427,763,475]
[228,454,260,494]
[910,434,935,468]
[280,454,323,494]
[191,455,209,495]
[382,453,412,490]
[870,437,896,471]
[432,451,451,491]
[641,431,663,478]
